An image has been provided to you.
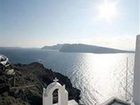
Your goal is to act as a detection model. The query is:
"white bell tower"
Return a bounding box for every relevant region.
[43,78,68,105]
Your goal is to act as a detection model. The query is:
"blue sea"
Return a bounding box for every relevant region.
[0,48,135,105]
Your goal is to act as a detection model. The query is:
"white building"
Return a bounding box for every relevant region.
[0,55,9,65]
[0,54,15,75]
[133,35,140,105]
[43,78,78,105]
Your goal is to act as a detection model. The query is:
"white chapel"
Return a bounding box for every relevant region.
[43,78,78,105]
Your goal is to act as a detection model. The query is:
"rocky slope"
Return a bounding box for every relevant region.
[0,62,80,105]
[42,44,63,50]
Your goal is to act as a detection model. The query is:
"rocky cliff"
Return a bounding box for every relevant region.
[0,62,80,105]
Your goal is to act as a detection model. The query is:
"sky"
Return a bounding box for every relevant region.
[0,0,139,50]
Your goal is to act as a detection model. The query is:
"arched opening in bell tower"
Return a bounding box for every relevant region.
[53,89,59,104]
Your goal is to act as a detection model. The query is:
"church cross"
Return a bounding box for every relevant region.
[53,77,59,82]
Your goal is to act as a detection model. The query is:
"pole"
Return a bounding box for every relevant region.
[125,57,128,101]
[133,35,140,105]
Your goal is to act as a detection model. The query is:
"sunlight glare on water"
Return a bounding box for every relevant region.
[0,49,134,105]
[69,53,134,105]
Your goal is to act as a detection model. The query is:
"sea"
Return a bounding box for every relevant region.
[0,48,135,105]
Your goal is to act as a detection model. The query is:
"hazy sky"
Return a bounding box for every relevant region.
[0,0,139,49]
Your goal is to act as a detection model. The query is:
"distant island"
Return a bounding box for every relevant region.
[42,44,63,50]
[42,44,134,53]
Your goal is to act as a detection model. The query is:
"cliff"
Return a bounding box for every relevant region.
[59,44,134,53]
[42,44,63,50]
[0,62,80,105]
